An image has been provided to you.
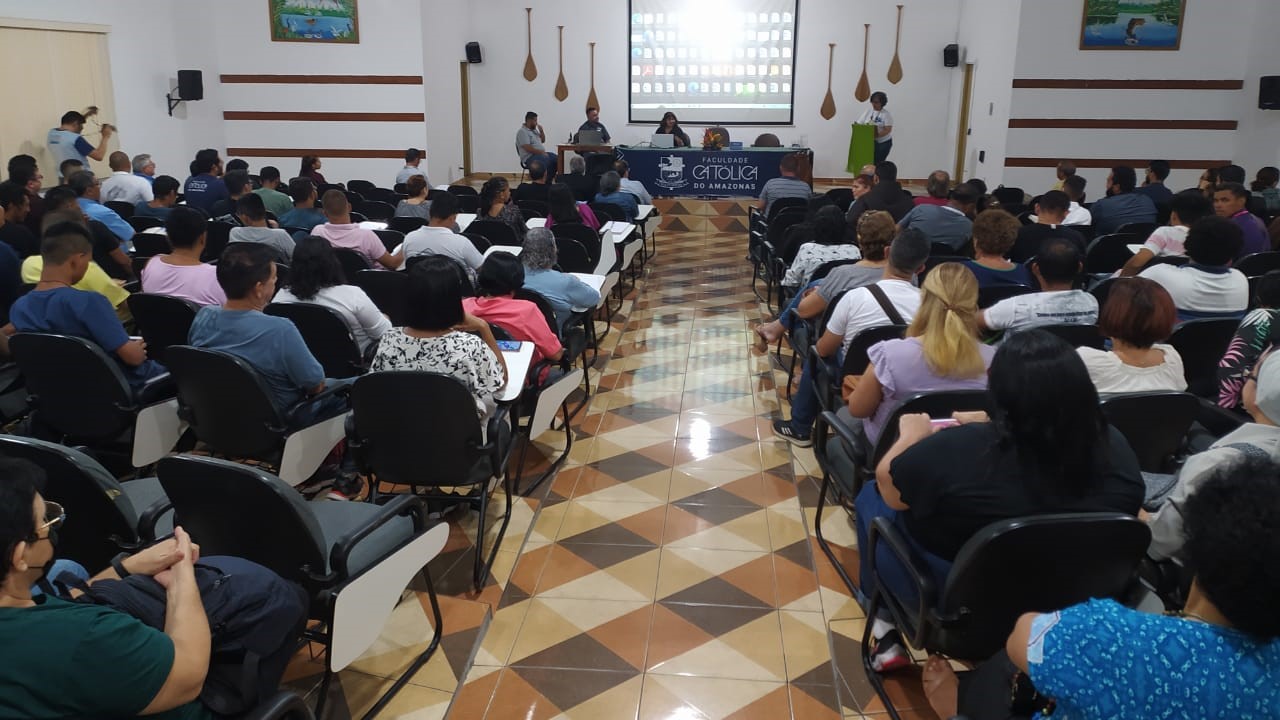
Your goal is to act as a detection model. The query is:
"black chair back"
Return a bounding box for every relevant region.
[468,219,520,247]
[365,188,404,205]
[105,200,135,219]
[265,302,365,378]
[347,180,377,195]
[355,200,395,221]
[517,200,549,218]
[201,221,235,262]
[922,255,971,281]
[165,346,290,459]
[589,203,626,223]
[0,435,147,573]
[810,258,858,283]
[552,223,601,270]
[930,241,966,259]
[455,195,479,214]
[766,196,807,221]
[929,513,1150,659]
[1037,323,1105,349]
[128,216,165,233]
[387,216,427,235]
[332,247,372,283]
[991,186,1025,206]
[464,233,491,253]
[870,390,991,467]
[128,293,200,364]
[842,324,909,377]
[1115,222,1157,239]
[1083,233,1139,274]
[1168,318,1240,397]
[825,187,855,213]
[156,455,326,592]
[9,334,137,442]
[977,284,1034,309]
[349,211,369,224]
[373,229,404,254]
[554,237,594,273]
[342,190,365,207]
[350,372,489,488]
[132,234,172,257]
[1235,251,1280,277]
[353,269,409,326]
[1101,392,1200,473]
[446,185,479,197]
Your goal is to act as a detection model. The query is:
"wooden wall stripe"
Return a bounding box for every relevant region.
[219,74,423,85]
[225,148,406,159]
[224,111,424,122]
[1008,119,1238,130]
[1012,79,1243,90]
[1005,158,1228,169]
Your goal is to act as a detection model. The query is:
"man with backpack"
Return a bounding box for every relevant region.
[0,457,307,718]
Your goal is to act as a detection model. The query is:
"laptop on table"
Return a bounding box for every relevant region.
[650,133,675,148]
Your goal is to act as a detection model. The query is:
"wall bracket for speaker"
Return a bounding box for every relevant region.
[166,88,185,116]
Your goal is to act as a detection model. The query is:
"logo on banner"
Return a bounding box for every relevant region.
[655,155,689,190]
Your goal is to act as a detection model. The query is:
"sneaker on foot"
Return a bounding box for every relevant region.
[870,629,912,673]
[772,419,812,447]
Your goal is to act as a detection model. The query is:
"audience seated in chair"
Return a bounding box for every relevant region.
[899,181,979,252]
[861,329,1143,673]
[1138,216,1248,321]
[980,237,1096,335]
[69,171,133,254]
[593,171,639,222]
[521,228,601,330]
[913,170,951,207]
[371,256,507,420]
[402,191,483,276]
[134,175,180,222]
[394,175,431,220]
[1091,165,1158,235]
[756,210,898,346]
[276,178,324,232]
[783,205,861,290]
[757,153,813,217]
[101,151,153,207]
[561,155,597,203]
[1078,277,1185,394]
[207,170,252,224]
[615,160,653,205]
[846,161,915,229]
[545,183,601,232]
[464,252,563,385]
[1215,182,1270,258]
[477,176,528,243]
[273,236,390,354]
[396,147,429,188]
[5,221,162,391]
[228,193,294,262]
[512,159,552,205]
[44,185,133,281]
[1062,174,1093,226]
[252,165,293,219]
[21,209,130,321]
[0,180,39,259]
[7,157,47,235]
[773,228,930,447]
[143,206,226,306]
[188,243,351,427]
[310,190,399,270]
[181,149,227,215]
[1011,190,1087,263]
[1119,189,1212,277]
[962,209,1032,288]
[1218,271,1280,410]
[842,263,994,452]
[1135,159,1174,208]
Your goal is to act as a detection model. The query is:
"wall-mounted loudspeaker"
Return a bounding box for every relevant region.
[465,42,482,64]
[1261,76,1280,110]
[943,44,960,68]
[177,70,203,101]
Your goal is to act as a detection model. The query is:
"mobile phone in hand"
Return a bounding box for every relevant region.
[930,418,959,429]
[496,340,522,351]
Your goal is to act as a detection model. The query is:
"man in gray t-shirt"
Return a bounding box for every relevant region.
[229,193,294,261]
[516,111,558,180]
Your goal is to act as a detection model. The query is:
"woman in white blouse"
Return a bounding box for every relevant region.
[782,205,861,289]
[856,91,894,164]
[272,235,391,353]
[1077,278,1187,394]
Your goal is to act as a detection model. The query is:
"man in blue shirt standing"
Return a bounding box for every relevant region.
[46,111,110,180]
[1090,165,1157,235]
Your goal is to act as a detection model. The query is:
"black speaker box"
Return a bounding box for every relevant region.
[1261,76,1280,110]
[943,44,960,68]
[465,42,482,64]
[177,70,203,101]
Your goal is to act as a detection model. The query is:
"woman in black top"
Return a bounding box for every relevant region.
[854,329,1143,673]
[654,112,691,148]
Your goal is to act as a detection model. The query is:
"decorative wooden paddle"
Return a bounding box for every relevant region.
[522,8,537,82]
[855,24,871,102]
[888,5,904,84]
[554,26,569,101]
[820,43,837,119]
[586,41,600,110]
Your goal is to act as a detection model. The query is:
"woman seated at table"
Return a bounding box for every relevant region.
[370,255,506,419]
[478,176,527,243]
[857,329,1143,673]
[963,209,1033,289]
[782,205,862,290]
[272,236,392,354]
[544,183,601,232]
[1078,277,1186,394]
[842,262,994,453]
[464,252,564,384]
[654,111,691,148]
[394,175,432,220]
[521,228,601,329]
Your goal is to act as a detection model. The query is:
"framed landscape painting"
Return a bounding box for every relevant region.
[269,0,359,44]
[1080,0,1186,50]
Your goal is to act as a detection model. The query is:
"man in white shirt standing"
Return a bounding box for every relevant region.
[395,148,429,187]
[981,238,1098,334]
[774,228,930,446]
[100,151,153,206]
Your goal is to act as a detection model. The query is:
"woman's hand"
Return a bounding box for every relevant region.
[454,312,490,335]
[840,374,860,402]
[952,410,989,425]
[897,413,937,444]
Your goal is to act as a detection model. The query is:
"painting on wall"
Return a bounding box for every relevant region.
[1080,0,1186,50]
[269,0,359,43]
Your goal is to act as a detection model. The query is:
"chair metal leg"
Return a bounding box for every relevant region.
[814,467,860,600]
[473,471,514,591]
[313,666,334,718]
[361,567,444,720]
[860,588,904,720]
[515,402,574,497]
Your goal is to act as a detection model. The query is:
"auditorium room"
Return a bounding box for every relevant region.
[0,0,1278,718]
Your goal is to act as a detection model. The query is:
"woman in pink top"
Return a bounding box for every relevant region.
[462,253,563,385]
[543,184,601,232]
[139,206,226,306]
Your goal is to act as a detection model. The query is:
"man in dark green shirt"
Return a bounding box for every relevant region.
[0,458,212,719]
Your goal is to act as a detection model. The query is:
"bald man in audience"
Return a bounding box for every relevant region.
[310,190,400,269]
[101,151,153,206]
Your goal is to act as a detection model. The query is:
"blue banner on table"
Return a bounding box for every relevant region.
[617,147,809,198]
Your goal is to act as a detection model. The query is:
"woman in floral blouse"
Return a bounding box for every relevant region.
[1218,270,1280,410]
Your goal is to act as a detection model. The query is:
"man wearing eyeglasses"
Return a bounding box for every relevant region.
[0,457,213,719]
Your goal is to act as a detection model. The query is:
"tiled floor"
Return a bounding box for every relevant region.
[287,195,939,718]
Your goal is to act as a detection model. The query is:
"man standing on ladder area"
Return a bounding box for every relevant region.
[47,111,111,180]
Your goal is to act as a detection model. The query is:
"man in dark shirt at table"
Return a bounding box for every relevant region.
[513,159,552,205]
[1136,159,1173,209]
[1090,165,1157,235]
[1010,190,1087,263]
[575,107,611,143]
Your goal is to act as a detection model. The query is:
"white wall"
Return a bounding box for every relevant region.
[953,0,1022,188]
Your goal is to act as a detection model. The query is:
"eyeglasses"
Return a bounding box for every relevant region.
[35,501,65,536]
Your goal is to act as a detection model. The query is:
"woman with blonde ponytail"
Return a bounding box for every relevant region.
[844,262,994,447]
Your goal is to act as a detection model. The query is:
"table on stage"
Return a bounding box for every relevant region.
[615,146,811,198]
[557,143,614,159]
